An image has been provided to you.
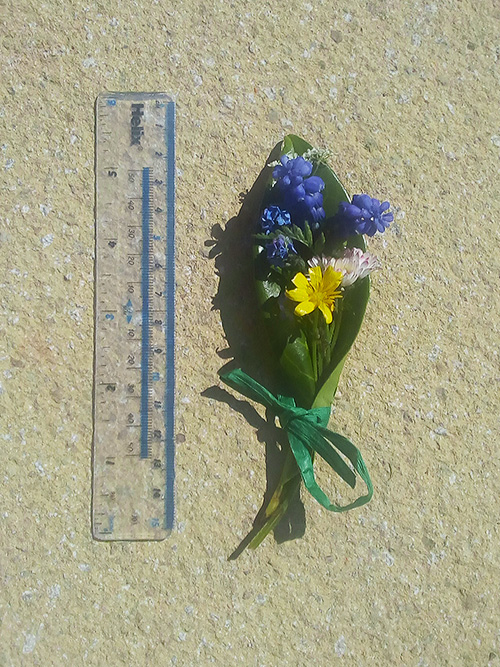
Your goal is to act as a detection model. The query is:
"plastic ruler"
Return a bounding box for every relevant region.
[92,92,175,540]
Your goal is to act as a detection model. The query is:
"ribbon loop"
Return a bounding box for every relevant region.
[220,369,373,512]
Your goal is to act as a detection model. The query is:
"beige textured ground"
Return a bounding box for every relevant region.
[1,1,500,665]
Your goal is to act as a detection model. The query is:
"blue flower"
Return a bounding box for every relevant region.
[273,155,325,227]
[336,195,393,237]
[260,205,292,234]
[266,234,296,267]
[295,187,325,225]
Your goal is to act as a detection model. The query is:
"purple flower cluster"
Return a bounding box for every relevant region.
[260,205,295,266]
[266,235,296,267]
[273,155,325,227]
[336,195,393,237]
[260,205,291,235]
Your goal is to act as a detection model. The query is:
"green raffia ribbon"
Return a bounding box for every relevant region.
[221,368,373,512]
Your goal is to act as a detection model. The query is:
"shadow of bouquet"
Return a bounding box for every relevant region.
[204,141,307,558]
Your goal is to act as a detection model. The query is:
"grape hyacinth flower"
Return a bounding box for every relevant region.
[273,155,325,226]
[260,205,292,235]
[336,194,393,237]
[296,188,325,226]
[266,234,296,267]
[309,247,381,287]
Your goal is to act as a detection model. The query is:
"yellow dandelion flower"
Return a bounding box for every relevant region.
[286,265,343,324]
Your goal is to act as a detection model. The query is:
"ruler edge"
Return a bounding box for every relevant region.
[91,92,176,542]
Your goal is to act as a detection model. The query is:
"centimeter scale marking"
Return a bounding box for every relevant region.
[92,93,175,540]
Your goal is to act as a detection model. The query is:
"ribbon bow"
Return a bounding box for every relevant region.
[221,368,373,512]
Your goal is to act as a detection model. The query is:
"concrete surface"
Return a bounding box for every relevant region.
[1,0,500,665]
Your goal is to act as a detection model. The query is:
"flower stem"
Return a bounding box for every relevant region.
[309,310,319,382]
[317,314,330,379]
[247,446,301,550]
[330,299,343,350]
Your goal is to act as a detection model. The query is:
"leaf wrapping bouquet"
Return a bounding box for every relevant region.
[221,135,393,552]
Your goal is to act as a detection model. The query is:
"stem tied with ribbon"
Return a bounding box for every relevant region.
[221,369,373,550]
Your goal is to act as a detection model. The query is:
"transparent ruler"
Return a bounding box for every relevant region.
[92,92,175,540]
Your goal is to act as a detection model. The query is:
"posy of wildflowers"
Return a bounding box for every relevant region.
[221,135,393,553]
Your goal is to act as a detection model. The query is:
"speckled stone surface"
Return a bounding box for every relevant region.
[1,1,500,665]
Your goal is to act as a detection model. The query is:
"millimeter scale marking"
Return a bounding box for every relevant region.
[92,93,175,541]
[141,168,151,460]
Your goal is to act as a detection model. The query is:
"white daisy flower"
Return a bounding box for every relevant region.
[308,255,335,272]
[308,248,381,287]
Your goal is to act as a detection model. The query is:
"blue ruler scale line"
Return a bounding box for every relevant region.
[164,101,176,530]
[141,167,151,459]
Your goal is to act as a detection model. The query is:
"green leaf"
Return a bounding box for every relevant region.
[303,221,313,247]
[346,232,366,253]
[254,232,274,242]
[283,134,312,156]
[312,357,345,409]
[313,232,325,254]
[260,279,281,299]
[331,276,370,366]
[248,473,300,550]
[254,246,278,306]
[254,225,313,247]
[279,331,316,408]
[287,254,307,274]
[315,161,350,219]
[290,225,305,244]
[313,276,370,408]
[281,135,295,155]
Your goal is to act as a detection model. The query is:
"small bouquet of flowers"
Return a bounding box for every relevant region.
[221,134,393,551]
